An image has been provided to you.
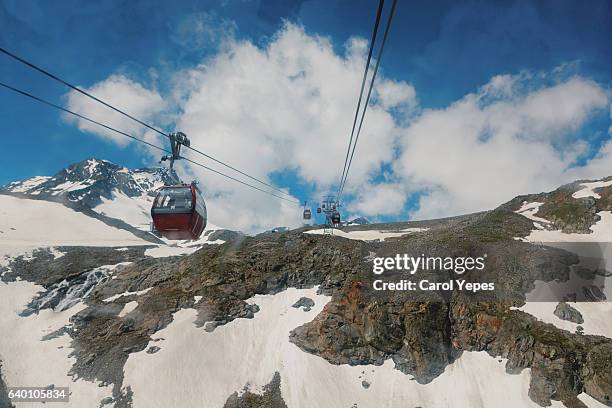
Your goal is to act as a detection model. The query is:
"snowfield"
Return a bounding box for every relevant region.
[0,194,149,407]
[0,195,147,261]
[0,281,113,407]
[95,191,154,231]
[304,227,429,242]
[516,302,612,338]
[123,288,567,408]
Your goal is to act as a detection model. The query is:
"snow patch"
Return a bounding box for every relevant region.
[304,228,428,242]
[123,287,559,408]
[146,223,226,258]
[516,302,612,338]
[6,176,52,192]
[49,246,66,260]
[119,301,139,317]
[84,159,99,175]
[94,190,154,231]
[515,201,551,224]
[572,180,612,199]
[522,211,612,243]
[103,287,153,303]
[50,180,92,195]
[578,392,610,407]
[145,246,199,258]
[0,281,113,407]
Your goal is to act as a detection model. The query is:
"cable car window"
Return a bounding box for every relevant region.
[153,188,193,213]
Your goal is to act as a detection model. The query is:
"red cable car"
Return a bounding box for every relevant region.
[151,182,207,240]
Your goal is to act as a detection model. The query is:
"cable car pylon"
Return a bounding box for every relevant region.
[318,195,341,234]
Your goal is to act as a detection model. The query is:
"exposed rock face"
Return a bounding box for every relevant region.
[223,372,287,408]
[292,297,315,311]
[207,229,245,244]
[503,176,612,233]
[583,344,612,406]
[1,246,149,286]
[554,302,584,324]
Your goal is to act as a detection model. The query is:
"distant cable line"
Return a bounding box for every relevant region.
[180,156,300,204]
[183,145,292,197]
[0,81,300,205]
[338,0,397,202]
[0,46,295,199]
[336,0,385,203]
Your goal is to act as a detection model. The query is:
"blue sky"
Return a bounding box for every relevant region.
[1,0,611,229]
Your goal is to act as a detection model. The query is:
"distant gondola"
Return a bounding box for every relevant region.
[151,182,207,240]
[331,210,341,226]
[303,208,312,220]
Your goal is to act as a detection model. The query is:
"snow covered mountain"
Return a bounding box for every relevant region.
[0,166,611,408]
[2,159,179,233]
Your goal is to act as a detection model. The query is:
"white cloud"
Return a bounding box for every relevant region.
[62,23,611,232]
[63,75,166,146]
[396,75,610,220]
[348,183,407,216]
[169,24,409,231]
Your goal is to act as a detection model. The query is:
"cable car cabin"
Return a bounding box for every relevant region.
[151,183,207,240]
[331,210,341,226]
[317,207,322,214]
[303,208,312,220]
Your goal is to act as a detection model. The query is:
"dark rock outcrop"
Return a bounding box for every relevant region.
[223,372,287,408]
[554,302,584,324]
[292,297,315,311]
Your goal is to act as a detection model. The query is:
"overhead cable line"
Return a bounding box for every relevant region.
[336,0,385,203]
[0,81,300,205]
[0,46,294,199]
[0,47,167,138]
[0,81,168,154]
[338,0,397,202]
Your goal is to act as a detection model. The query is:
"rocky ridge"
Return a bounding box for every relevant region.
[1,170,611,407]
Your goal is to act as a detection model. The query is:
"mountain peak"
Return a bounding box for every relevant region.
[1,158,181,208]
